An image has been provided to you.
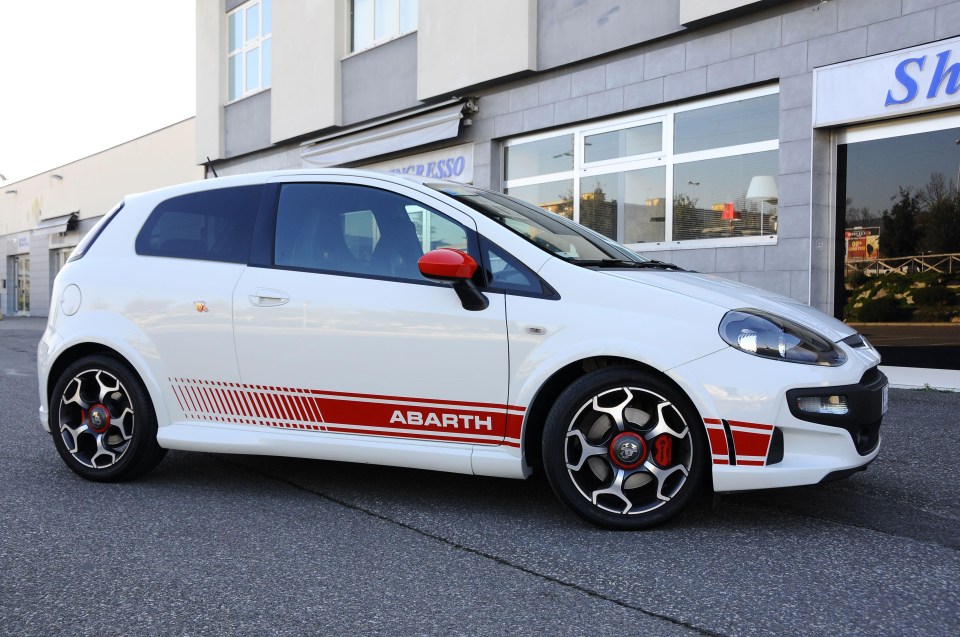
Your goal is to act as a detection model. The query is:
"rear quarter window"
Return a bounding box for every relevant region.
[135,185,263,263]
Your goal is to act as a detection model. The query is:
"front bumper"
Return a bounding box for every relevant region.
[668,347,885,492]
[785,367,887,456]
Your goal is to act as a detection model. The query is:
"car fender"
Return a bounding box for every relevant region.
[41,309,172,435]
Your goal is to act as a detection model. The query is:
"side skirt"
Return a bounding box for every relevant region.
[157,421,526,478]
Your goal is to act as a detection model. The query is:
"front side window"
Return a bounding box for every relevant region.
[274,183,467,282]
[503,87,780,249]
[228,0,272,101]
[136,186,262,263]
[351,0,418,53]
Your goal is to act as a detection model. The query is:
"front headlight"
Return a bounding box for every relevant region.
[719,310,847,366]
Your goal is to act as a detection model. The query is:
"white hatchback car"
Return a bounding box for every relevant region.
[38,169,887,529]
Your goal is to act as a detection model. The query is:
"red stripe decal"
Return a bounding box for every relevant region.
[705,428,729,456]
[167,379,525,446]
[729,428,773,459]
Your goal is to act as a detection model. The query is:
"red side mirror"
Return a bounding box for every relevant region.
[418,248,478,281]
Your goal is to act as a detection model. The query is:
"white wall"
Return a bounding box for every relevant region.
[679,0,765,24]
[417,0,537,100]
[271,0,342,142]
[196,0,224,163]
[0,119,202,237]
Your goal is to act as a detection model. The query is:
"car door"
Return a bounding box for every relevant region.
[232,176,511,449]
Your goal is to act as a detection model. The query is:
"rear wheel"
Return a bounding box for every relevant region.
[49,355,166,481]
[542,367,706,530]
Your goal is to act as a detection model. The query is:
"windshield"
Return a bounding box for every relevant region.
[427,183,648,264]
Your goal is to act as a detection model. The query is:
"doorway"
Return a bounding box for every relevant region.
[11,254,30,316]
[835,112,960,369]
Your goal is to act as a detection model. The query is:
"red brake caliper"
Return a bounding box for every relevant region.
[653,435,673,467]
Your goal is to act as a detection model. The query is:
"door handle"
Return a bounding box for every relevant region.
[249,288,290,307]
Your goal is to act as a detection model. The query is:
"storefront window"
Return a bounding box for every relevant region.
[837,119,960,370]
[674,93,779,153]
[673,151,778,240]
[504,134,574,181]
[502,87,779,248]
[585,123,662,163]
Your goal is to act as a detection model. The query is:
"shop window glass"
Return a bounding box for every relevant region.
[837,125,960,369]
[504,135,574,181]
[227,0,272,101]
[579,174,619,240]
[501,88,779,247]
[624,166,667,244]
[585,123,662,163]
[672,151,779,241]
[674,93,779,154]
[352,0,417,53]
[505,180,574,219]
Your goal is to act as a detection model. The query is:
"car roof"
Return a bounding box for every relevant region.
[121,168,448,207]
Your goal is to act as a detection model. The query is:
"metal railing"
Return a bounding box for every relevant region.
[845,253,960,276]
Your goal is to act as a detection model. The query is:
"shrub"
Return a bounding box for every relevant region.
[852,297,913,322]
[911,286,957,307]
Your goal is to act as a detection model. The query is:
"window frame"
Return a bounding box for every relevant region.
[349,0,418,55]
[502,85,780,251]
[226,0,272,104]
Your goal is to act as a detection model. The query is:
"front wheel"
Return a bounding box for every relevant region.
[49,355,166,482]
[542,367,707,530]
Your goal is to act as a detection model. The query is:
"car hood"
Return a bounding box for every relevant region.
[605,269,857,342]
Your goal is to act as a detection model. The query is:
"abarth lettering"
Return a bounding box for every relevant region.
[389,410,493,431]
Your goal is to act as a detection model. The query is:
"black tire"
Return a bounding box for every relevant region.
[49,354,166,482]
[542,366,707,530]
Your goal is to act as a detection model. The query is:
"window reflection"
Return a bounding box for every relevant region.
[838,126,960,362]
[674,94,779,154]
[585,123,662,163]
[580,175,619,239]
[505,180,574,219]
[504,135,574,181]
[624,167,666,243]
[501,89,779,246]
[673,151,778,240]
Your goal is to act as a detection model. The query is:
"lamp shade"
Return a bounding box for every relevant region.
[746,175,778,200]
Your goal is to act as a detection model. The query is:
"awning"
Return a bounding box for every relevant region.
[301,99,475,168]
[33,212,78,236]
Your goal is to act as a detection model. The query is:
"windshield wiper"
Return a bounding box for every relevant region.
[569,258,685,271]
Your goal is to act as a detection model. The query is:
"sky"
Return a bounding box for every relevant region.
[0,0,195,184]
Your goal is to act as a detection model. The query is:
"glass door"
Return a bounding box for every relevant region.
[836,112,960,369]
[14,255,30,316]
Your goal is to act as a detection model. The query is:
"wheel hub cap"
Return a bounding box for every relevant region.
[610,432,647,469]
[88,404,111,433]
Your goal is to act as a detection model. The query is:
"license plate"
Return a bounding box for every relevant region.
[881,384,889,415]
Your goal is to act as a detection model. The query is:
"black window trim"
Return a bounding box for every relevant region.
[478,236,560,300]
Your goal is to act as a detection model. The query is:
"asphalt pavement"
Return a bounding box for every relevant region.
[1,316,957,636]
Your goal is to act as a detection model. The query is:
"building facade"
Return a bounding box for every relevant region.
[0,119,202,317]
[196,0,960,366]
